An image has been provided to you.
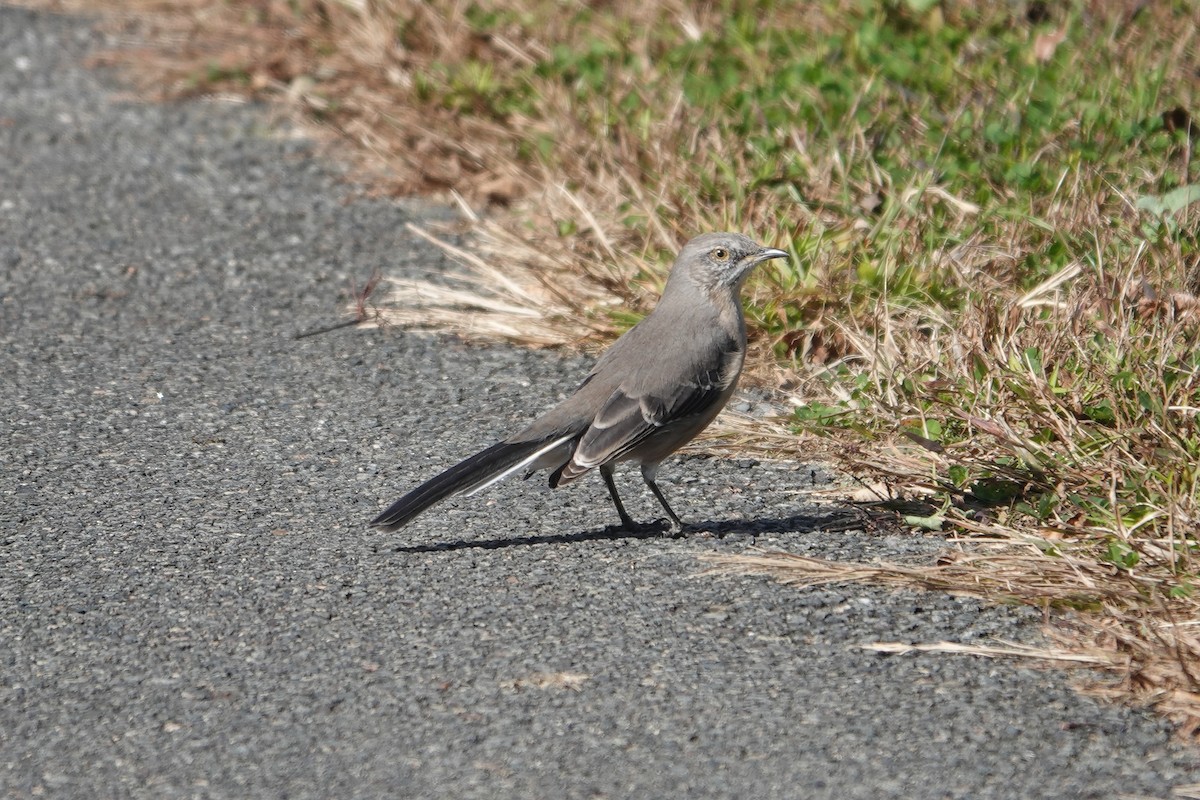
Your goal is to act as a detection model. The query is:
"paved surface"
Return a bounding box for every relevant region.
[2,6,1197,799]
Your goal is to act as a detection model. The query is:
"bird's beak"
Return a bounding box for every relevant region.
[725,246,792,288]
[753,247,790,264]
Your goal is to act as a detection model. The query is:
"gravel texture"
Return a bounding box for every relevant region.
[2,6,1197,799]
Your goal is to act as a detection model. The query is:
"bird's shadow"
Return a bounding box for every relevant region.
[389,508,870,554]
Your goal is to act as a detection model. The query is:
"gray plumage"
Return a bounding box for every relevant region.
[371,232,789,533]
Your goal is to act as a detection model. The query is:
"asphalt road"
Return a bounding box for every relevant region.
[2,6,1197,799]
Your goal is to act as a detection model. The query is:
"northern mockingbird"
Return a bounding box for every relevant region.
[372,232,789,533]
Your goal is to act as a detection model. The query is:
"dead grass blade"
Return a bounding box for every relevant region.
[701,548,1137,606]
[859,640,1118,666]
[364,220,622,348]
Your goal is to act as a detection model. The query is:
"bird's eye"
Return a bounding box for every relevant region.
[713,248,729,260]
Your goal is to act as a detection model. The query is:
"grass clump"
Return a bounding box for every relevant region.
[67,0,1200,732]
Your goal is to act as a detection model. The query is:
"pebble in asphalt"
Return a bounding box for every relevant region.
[1,6,1197,799]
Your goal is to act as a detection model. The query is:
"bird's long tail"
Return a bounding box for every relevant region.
[370,434,573,531]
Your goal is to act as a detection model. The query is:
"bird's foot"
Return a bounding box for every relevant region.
[665,523,687,539]
[655,518,686,538]
[614,515,684,537]
[616,513,644,533]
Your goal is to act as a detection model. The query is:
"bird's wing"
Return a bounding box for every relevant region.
[552,349,741,485]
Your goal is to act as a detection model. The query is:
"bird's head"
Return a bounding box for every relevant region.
[671,232,790,295]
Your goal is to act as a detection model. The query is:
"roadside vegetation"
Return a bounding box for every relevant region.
[58,0,1200,734]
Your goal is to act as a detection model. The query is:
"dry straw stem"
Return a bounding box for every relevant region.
[858,640,1115,665]
[683,405,809,458]
[368,216,617,348]
[502,671,590,692]
[702,545,1143,607]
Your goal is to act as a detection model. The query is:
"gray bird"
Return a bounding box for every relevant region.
[371,232,789,533]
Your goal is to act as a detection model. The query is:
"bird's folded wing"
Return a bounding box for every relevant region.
[555,373,724,483]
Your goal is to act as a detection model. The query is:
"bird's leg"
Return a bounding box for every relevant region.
[600,463,641,531]
[640,464,685,535]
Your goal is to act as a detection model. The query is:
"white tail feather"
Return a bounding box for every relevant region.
[464,435,573,497]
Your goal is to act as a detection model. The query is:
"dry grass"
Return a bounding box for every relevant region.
[26,0,1200,737]
[366,216,616,347]
[502,671,590,692]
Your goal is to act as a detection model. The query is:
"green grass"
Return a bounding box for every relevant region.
[389,0,1197,358]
